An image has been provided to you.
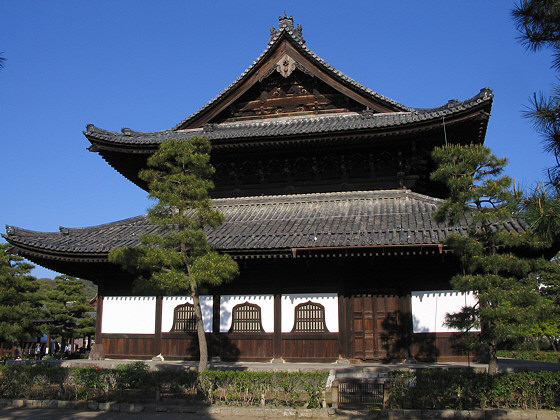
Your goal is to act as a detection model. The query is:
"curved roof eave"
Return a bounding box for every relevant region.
[4,189,519,269]
[85,87,493,151]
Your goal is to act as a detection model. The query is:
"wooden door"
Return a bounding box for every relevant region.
[351,295,401,360]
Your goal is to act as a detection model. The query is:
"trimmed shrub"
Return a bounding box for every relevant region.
[497,350,560,364]
[198,370,329,407]
[387,369,560,410]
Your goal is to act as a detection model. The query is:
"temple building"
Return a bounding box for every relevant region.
[3,16,516,362]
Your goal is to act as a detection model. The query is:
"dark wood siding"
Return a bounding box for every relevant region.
[101,334,155,359]
[351,295,407,361]
[282,334,339,362]
[220,333,273,361]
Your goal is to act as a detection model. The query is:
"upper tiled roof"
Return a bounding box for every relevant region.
[3,190,527,262]
[172,15,412,130]
[85,88,493,147]
[85,15,493,149]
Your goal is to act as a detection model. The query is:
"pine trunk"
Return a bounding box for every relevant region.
[190,280,208,372]
[487,340,498,374]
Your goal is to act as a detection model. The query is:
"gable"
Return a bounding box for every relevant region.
[211,68,366,123]
[175,19,408,130]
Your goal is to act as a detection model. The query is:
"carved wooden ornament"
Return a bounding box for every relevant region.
[276,54,297,78]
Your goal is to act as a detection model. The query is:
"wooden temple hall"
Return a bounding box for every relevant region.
[3,15,512,362]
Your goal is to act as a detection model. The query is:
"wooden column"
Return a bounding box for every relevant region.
[153,296,163,359]
[400,293,415,361]
[338,293,349,359]
[273,293,282,361]
[89,295,105,360]
[212,294,221,360]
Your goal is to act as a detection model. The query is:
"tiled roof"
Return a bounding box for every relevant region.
[172,15,412,130]
[3,190,527,261]
[85,88,493,147]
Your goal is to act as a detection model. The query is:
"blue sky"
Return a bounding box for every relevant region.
[1,1,557,278]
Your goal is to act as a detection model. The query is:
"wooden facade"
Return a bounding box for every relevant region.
[97,293,419,362]
[3,16,499,363]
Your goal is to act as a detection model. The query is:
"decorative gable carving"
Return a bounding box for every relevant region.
[276,55,297,78]
[177,15,406,129]
[213,70,367,123]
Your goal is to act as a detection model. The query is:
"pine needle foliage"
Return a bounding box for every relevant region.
[42,275,95,348]
[513,0,560,186]
[431,144,558,373]
[0,244,42,347]
[109,137,238,371]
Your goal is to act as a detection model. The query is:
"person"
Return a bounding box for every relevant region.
[35,343,41,360]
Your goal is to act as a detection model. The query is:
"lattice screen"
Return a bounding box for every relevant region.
[292,301,329,332]
[171,303,196,332]
[230,302,264,332]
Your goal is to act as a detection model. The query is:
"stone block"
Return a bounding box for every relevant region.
[120,403,134,412]
[98,402,112,411]
[75,401,88,410]
[87,401,98,410]
[536,411,558,420]
[502,410,537,419]
[56,400,72,409]
[11,399,24,408]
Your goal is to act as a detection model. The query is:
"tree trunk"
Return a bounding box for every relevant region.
[190,280,208,372]
[487,339,498,374]
[547,335,558,351]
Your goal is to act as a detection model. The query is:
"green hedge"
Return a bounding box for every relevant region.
[0,363,328,407]
[388,369,560,410]
[497,350,560,364]
[0,362,199,402]
[199,370,329,407]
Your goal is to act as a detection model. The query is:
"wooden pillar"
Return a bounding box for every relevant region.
[45,333,51,356]
[273,293,282,361]
[212,294,221,360]
[400,293,415,362]
[152,296,163,360]
[338,293,349,359]
[89,295,105,360]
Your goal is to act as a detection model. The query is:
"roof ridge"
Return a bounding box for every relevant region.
[171,16,413,131]
[213,189,444,206]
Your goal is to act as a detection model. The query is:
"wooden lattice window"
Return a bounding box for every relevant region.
[171,303,196,332]
[229,302,264,333]
[291,301,329,333]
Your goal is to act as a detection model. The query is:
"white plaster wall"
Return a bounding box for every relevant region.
[220,295,274,333]
[281,294,338,333]
[162,296,213,333]
[102,296,156,334]
[411,290,479,333]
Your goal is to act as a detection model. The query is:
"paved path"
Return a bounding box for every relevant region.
[0,407,290,420]
[44,356,560,374]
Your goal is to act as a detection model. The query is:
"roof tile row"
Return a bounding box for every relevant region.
[85,89,492,146]
[3,190,527,259]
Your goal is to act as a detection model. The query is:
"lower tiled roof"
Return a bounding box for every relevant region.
[3,190,527,261]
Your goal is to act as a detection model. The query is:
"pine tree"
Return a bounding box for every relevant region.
[431,144,558,373]
[43,275,95,351]
[110,137,238,371]
[513,0,560,186]
[0,244,43,353]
